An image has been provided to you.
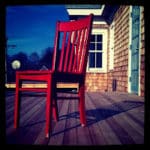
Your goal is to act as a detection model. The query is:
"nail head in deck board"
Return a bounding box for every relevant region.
[6,91,144,145]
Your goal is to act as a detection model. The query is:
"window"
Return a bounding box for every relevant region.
[89,34,103,68]
[87,29,107,72]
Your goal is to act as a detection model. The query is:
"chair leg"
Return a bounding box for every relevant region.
[45,76,53,138]
[79,82,86,126]
[52,99,59,122]
[14,75,20,129]
[52,82,59,122]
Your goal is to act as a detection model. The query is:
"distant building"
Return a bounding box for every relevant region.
[66,5,145,96]
[40,65,48,70]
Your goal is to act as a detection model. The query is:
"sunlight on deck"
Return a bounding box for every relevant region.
[5,83,79,89]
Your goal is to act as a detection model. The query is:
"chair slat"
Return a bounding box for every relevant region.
[78,28,87,72]
[77,29,85,72]
[72,29,82,72]
[68,31,77,72]
[52,14,93,74]
[58,27,89,73]
[59,15,92,31]
[58,31,67,72]
[80,29,89,73]
[52,22,60,71]
[63,31,72,72]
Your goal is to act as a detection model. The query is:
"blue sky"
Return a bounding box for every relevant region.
[6,5,69,56]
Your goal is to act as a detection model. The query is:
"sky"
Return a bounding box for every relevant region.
[6,5,69,56]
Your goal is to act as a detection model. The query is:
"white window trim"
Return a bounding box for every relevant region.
[67,5,105,16]
[109,21,115,70]
[87,28,108,73]
[128,6,132,93]
[93,21,107,25]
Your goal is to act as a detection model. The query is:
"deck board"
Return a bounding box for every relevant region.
[86,92,122,145]
[48,97,70,145]
[85,94,108,145]
[63,95,78,145]
[5,90,144,145]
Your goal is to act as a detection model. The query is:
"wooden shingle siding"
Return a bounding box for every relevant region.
[70,6,145,96]
[113,6,130,92]
[107,72,114,92]
[107,6,130,93]
[85,73,108,92]
[85,6,131,93]
[85,24,109,92]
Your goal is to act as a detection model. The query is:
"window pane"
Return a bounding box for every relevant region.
[97,43,102,50]
[89,52,95,68]
[96,52,102,67]
[90,43,95,50]
[90,35,95,42]
[97,35,102,42]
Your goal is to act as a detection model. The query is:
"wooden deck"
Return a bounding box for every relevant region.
[5,90,144,145]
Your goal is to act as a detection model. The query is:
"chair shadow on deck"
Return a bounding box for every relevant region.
[11,91,144,137]
[51,96,144,136]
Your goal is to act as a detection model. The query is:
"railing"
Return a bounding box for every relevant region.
[5,83,79,90]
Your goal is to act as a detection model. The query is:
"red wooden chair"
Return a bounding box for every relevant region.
[14,14,93,138]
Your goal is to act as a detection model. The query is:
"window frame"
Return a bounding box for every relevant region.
[109,21,115,70]
[87,28,108,73]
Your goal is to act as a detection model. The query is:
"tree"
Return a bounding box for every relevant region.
[40,47,53,69]
[6,54,15,82]
[28,52,40,70]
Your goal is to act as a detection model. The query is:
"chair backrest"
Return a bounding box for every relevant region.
[52,14,93,74]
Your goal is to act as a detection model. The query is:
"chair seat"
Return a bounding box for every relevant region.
[17,70,83,82]
[19,87,47,92]
[17,70,53,75]
[17,70,82,75]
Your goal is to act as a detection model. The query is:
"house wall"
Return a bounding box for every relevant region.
[85,6,130,93]
[85,73,108,92]
[85,6,145,97]
[107,6,130,92]
[85,23,109,92]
